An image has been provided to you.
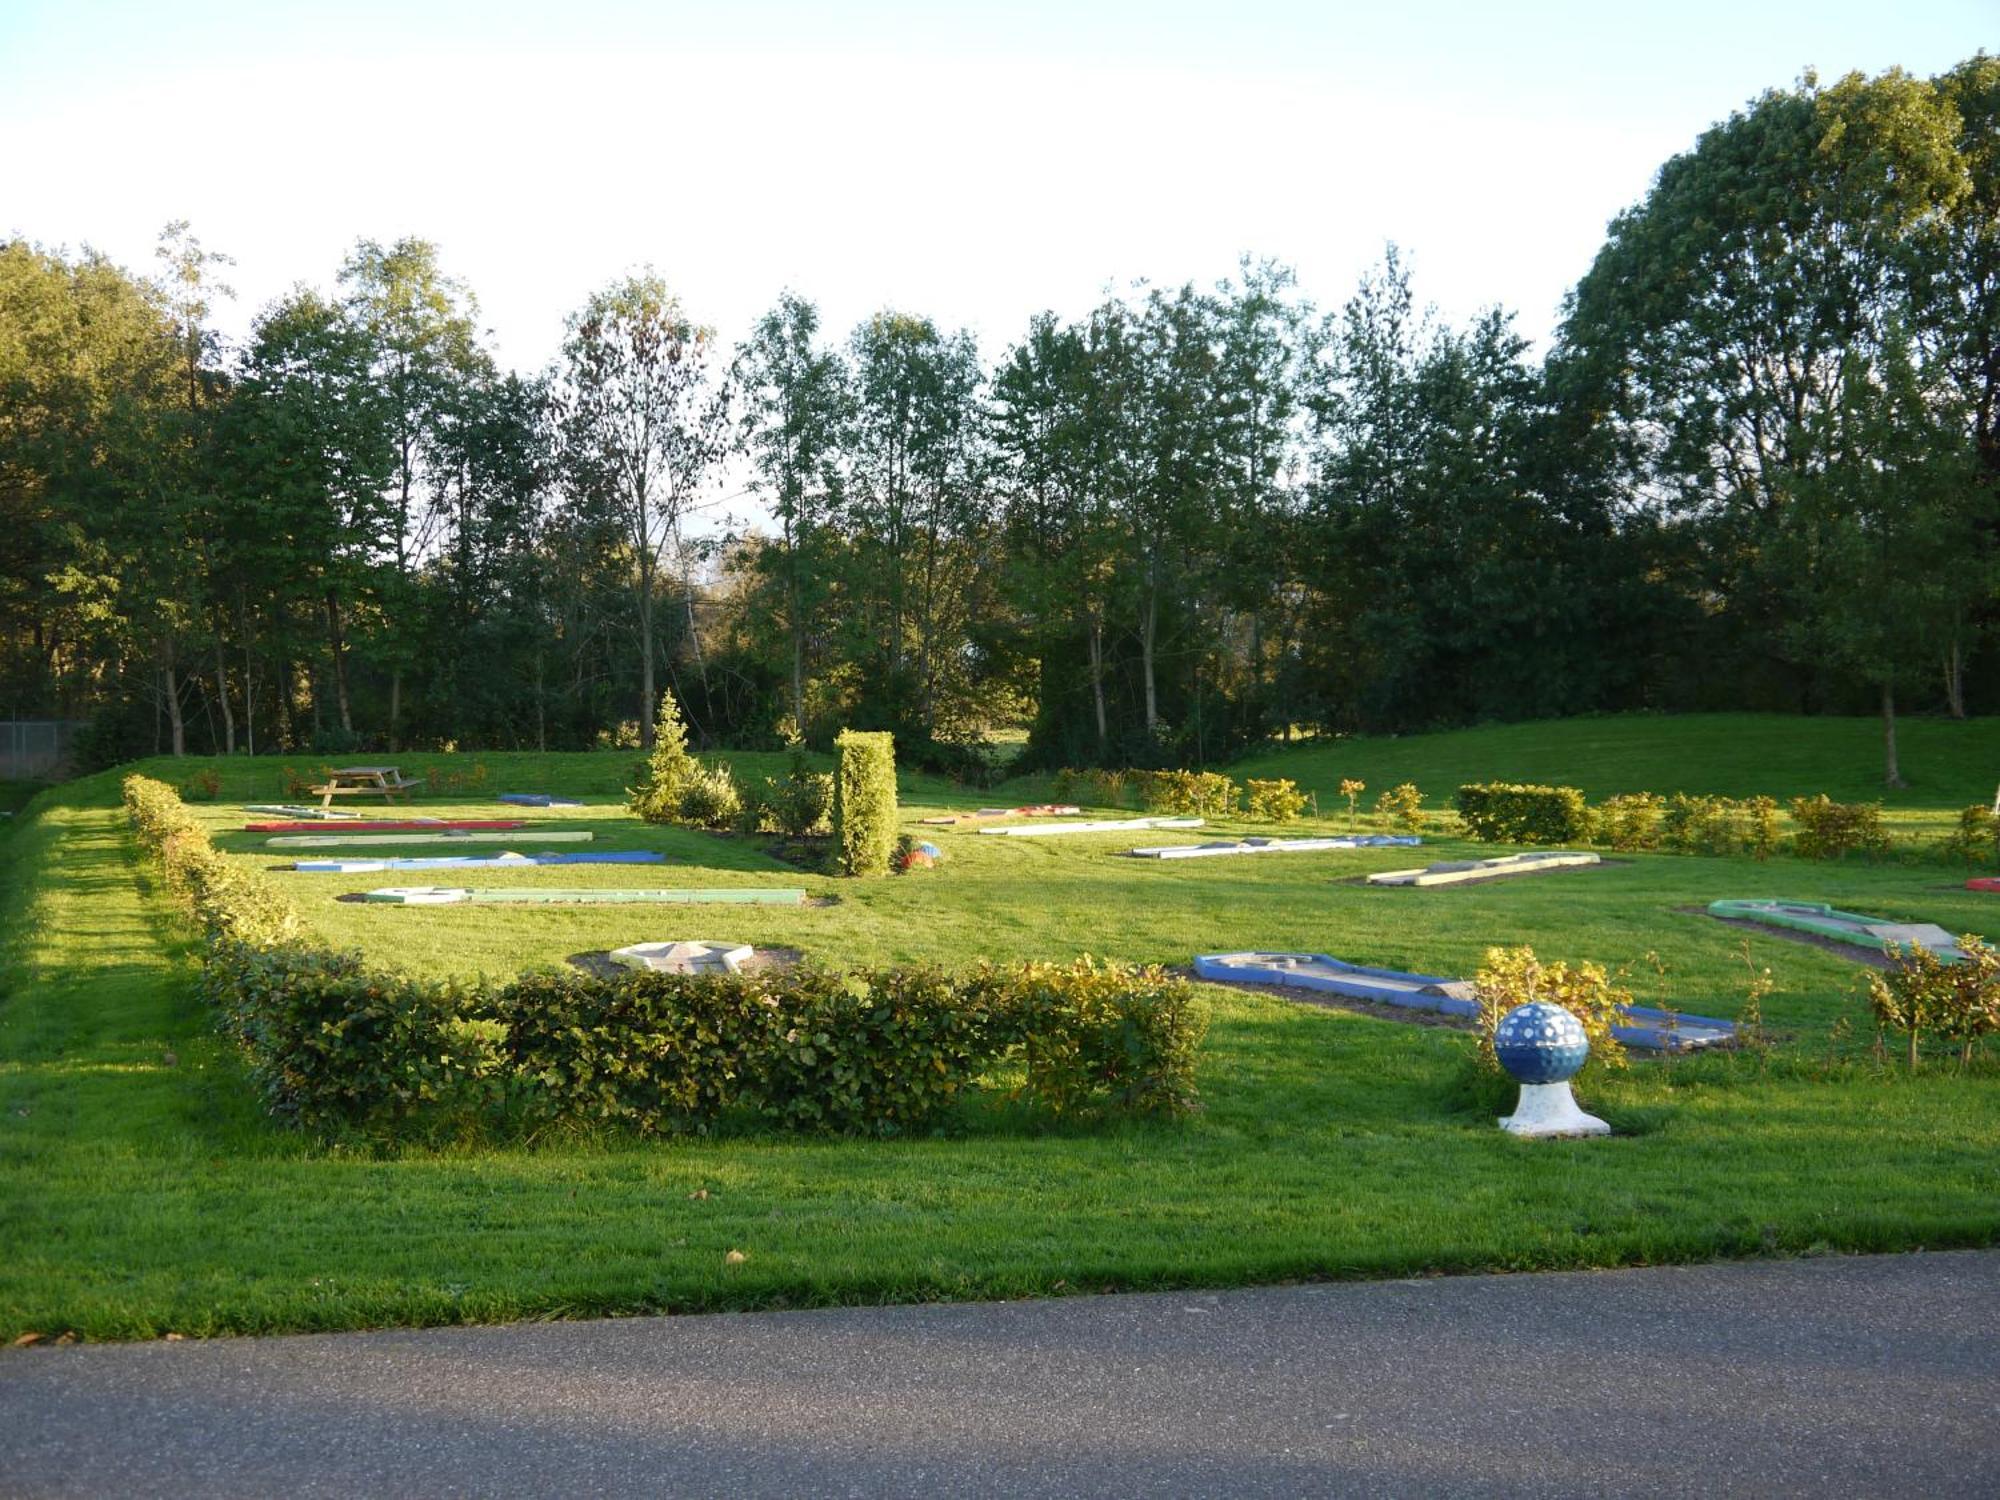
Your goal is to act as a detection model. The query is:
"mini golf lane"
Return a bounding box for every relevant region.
[295,851,666,873]
[1128,835,1421,859]
[1707,900,1966,962]
[268,831,594,847]
[360,886,807,906]
[1367,852,1601,887]
[1193,951,1736,1052]
[245,819,527,833]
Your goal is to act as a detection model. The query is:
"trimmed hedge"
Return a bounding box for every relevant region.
[1454,782,1592,844]
[123,776,1208,1142]
[834,729,898,876]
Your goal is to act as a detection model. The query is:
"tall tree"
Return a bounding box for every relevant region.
[555,273,729,747]
[734,292,850,733]
[340,238,485,747]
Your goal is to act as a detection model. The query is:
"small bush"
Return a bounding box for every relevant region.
[1455,783,1591,844]
[1244,777,1307,823]
[1593,792,1662,851]
[1472,945,1630,1075]
[1868,934,2000,1069]
[1134,769,1239,817]
[1789,795,1891,861]
[1941,805,1998,866]
[677,763,743,830]
[178,768,222,802]
[833,729,898,876]
[1338,778,1366,819]
[1658,793,1740,856]
[980,958,1209,1118]
[761,747,833,837]
[1374,781,1425,832]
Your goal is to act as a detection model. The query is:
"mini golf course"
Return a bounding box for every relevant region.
[978,816,1205,838]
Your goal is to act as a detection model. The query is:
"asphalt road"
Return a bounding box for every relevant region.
[4,1251,1997,1498]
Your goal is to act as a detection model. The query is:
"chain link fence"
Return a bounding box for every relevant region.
[0,721,84,780]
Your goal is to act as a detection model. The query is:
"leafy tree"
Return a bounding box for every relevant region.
[734,291,850,735]
[555,273,730,748]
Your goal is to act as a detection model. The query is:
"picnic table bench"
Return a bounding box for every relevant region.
[311,766,420,810]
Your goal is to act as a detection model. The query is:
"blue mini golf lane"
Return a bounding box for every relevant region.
[1192,952,1736,1052]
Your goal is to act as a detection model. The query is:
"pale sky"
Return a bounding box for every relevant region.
[3,0,1992,376]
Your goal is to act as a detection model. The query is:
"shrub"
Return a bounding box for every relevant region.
[1135,769,1240,817]
[833,729,898,876]
[980,958,1209,1118]
[677,763,743,830]
[178,768,222,802]
[1454,783,1591,844]
[1788,795,1891,860]
[1659,793,1740,856]
[1593,792,1662,851]
[1244,778,1307,823]
[1745,796,1781,860]
[500,968,779,1133]
[1868,935,2000,1070]
[628,691,701,824]
[761,747,833,837]
[1374,781,1425,832]
[1941,805,1998,866]
[1471,946,1630,1075]
[754,968,1006,1134]
[1339,778,1366,819]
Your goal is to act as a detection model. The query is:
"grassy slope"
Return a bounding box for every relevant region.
[3,715,1998,1341]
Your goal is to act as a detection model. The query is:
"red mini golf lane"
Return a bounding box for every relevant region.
[242,819,529,833]
[1968,877,2000,893]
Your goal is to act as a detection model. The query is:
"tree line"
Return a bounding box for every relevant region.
[2,58,1994,783]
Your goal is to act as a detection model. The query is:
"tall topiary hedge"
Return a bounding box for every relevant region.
[833,729,898,876]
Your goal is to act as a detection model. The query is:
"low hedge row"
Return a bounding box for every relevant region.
[125,776,1208,1141]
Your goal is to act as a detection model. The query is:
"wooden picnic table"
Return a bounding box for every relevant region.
[316,765,420,810]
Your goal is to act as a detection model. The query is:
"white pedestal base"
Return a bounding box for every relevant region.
[1499,1081,1610,1138]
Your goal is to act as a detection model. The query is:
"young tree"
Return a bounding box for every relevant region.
[555,273,729,747]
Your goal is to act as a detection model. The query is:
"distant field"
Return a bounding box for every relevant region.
[2,713,1997,1342]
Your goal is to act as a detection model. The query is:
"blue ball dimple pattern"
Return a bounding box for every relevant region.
[1493,1002,1590,1084]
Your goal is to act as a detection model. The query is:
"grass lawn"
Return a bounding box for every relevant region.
[3,714,1999,1341]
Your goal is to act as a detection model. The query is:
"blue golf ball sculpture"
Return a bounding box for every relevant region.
[1494,1002,1590,1084]
[1494,1002,1610,1138]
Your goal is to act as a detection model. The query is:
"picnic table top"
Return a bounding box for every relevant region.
[329,766,404,777]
